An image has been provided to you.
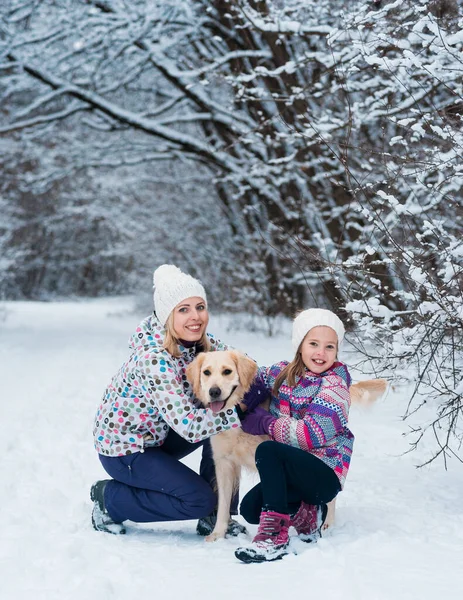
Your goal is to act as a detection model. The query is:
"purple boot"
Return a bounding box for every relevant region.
[291,501,326,542]
[235,511,290,563]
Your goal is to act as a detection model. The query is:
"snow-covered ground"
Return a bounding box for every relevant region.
[1,298,462,600]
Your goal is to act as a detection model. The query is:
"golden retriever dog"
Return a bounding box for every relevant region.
[186,350,387,542]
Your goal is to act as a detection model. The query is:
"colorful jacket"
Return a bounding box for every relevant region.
[93,315,241,456]
[256,361,354,489]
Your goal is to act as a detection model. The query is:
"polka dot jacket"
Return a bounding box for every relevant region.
[93,315,241,456]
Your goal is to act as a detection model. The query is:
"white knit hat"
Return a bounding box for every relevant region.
[153,264,207,325]
[292,308,345,353]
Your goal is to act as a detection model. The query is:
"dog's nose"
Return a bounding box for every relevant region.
[209,386,222,399]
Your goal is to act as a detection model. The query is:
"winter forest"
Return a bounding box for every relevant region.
[1,0,463,468]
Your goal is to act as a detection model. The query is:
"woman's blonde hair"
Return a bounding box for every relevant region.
[163,310,211,357]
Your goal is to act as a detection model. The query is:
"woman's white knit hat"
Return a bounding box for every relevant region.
[292,308,345,353]
[153,264,207,325]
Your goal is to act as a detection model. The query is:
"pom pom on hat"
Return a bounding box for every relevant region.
[153,264,207,326]
[292,308,345,353]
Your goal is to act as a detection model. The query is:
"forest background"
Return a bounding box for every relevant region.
[1,0,462,464]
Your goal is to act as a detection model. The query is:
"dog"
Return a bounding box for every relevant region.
[186,350,387,542]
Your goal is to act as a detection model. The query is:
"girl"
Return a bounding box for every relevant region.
[235,308,354,563]
[91,264,245,537]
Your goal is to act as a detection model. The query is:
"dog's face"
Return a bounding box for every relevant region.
[186,350,257,414]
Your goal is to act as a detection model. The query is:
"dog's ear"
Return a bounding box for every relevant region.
[231,350,258,393]
[186,353,206,399]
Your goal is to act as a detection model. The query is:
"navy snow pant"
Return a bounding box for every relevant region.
[240,440,341,523]
[99,429,239,524]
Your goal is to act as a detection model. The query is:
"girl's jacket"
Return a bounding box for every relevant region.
[256,361,354,489]
[93,315,240,457]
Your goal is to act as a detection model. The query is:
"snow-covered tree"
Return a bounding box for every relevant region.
[1,0,375,314]
[325,0,463,465]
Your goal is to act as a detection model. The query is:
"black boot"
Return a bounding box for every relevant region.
[90,480,126,535]
[196,513,248,537]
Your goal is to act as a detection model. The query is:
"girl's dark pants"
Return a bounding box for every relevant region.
[99,429,238,524]
[240,440,341,522]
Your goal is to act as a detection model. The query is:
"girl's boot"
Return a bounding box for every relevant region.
[290,501,327,542]
[235,511,290,563]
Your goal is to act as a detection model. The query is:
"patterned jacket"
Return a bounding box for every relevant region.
[93,315,241,456]
[255,361,354,489]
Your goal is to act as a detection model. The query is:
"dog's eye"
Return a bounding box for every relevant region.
[203,369,211,376]
[223,369,233,375]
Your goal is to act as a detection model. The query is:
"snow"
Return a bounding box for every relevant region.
[346,297,392,322]
[408,266,427,285]
[1,298,463,600]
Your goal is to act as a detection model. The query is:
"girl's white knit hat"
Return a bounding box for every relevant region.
[292,308,345,353]
[153,264,207,325]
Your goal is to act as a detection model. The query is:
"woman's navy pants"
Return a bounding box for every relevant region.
[99,429,238,524]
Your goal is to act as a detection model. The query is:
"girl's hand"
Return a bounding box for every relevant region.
[240,407,276,436]
[242,379,270,412]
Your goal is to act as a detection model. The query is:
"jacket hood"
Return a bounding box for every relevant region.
[129,314,167,354]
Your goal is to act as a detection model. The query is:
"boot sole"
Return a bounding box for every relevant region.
[91,512,127,535]
[235,548,287,564]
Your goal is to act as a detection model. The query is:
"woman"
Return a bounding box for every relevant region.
[91,264,245,536]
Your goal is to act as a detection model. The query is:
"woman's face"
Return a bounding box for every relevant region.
[172,296,209,342]
[300,326,338,374]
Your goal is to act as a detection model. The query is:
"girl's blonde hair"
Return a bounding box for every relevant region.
[163,310,211,357]
[272,351,306,397]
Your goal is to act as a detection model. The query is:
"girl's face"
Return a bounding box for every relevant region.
[300,326,338,374]
[172,296,209,342]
